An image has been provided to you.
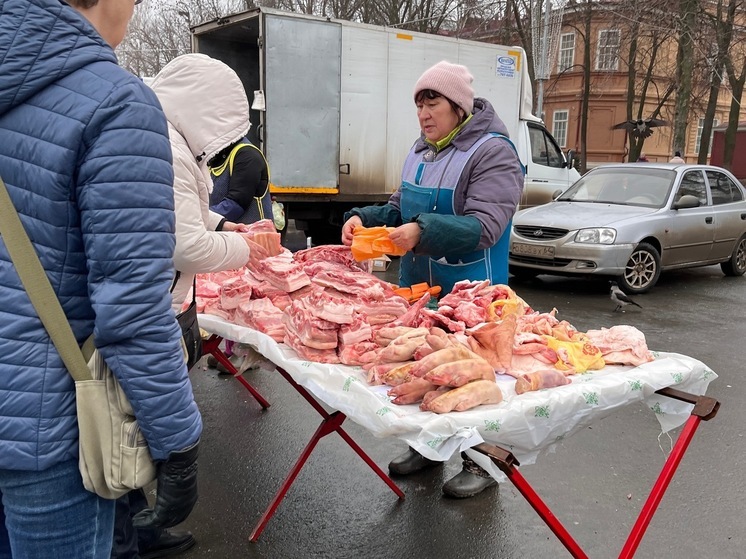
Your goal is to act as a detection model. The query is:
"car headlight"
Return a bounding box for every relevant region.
[575,228,616,244]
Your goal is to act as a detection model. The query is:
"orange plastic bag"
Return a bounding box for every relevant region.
[351,226,407,261]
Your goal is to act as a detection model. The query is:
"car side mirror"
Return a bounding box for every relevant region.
[672,194,701,209]
[552,189,564,200]
[563,149,575,169]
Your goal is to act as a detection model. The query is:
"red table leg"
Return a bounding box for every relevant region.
[202,334,270,409]
[618,389,719,558]
[249,366,404,542]
[473,388,719,559]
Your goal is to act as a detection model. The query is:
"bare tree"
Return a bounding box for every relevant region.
[671,0,698,153]
[619,0,677,161]
[118,0,252,76]
[695,0,737,163]
[722,17,746,170]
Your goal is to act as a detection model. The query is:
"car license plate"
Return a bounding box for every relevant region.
[511,242,555,258]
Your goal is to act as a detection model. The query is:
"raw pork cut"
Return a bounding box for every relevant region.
[424,380,503,413]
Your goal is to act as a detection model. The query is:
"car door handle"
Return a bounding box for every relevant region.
[705,217,713,224]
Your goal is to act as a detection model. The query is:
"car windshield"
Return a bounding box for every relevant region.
[557,167,675,208]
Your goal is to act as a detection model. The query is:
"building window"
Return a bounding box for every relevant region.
[695,118,718,155]
[553,110,569,148]
[558,33,575,73]
[596,29,620,71]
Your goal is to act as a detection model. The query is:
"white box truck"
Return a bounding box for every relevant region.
[191,7,580,243]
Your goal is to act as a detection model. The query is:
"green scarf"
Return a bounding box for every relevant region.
[426,113,473,152]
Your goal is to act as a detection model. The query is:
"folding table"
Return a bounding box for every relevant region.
[199,327,404,542]
[197,314,718,554]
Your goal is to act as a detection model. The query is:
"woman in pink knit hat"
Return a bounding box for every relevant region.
[342,60,525,498]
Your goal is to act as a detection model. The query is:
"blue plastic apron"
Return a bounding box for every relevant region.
[399,133,518,295]
[210,138,272,224]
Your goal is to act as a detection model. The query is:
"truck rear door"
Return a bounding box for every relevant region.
[264,13,341,192]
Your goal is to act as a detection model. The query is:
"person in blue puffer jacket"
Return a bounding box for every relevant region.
[342,61,524,499]
[0,1,202,557]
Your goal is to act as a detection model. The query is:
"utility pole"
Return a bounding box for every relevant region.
[535,0,552,119]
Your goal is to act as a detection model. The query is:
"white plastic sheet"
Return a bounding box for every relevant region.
[198,315,717,478]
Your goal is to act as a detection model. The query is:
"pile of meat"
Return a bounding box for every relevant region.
[194,230,655,413]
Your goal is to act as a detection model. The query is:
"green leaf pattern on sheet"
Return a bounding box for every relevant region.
[651,402,664,416]
[427,436,445,449]
[342,376,359,392]
[376,406,391,416]
[484,419,501,432]
[535,405,550,419]
[670,372,684,384]
[583,391,599,406]
[628,379,643,391]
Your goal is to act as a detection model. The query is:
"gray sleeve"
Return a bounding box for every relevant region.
[454,138,524,249]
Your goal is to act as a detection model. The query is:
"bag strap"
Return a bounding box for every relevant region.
[170,271,197,305]
[0,177,92,382]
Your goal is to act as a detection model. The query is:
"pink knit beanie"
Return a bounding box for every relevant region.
[413,61,475,115]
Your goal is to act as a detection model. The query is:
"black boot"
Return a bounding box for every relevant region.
[442,455,497,498]
[139,530,196,559]
[388,447,441,475]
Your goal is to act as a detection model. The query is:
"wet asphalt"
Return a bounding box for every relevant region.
[176,223,746,559]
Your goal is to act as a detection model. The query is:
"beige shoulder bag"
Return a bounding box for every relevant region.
[0,177,156,499]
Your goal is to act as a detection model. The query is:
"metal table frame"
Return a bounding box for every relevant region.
[472,387,719,558]
[202,330,719,555]
[202,335,404,542]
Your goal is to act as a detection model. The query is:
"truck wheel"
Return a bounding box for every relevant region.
[618,242,660,294]
[721,234,746,276]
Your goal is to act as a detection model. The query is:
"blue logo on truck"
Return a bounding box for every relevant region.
[496,54,517,78]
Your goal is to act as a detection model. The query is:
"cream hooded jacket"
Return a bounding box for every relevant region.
[151,54,251,310]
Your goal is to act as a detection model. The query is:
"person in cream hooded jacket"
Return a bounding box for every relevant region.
[150,53,267,312]
[110,54,269,559]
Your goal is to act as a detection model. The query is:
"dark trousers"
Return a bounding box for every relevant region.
[111,488,161,559]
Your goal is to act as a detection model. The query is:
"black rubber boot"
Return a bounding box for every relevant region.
[442,455,497,498]
[139,530,196,559]
[388,447,441,475]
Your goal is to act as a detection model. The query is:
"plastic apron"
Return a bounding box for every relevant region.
[210,138,272,224]
[399,133,516,295]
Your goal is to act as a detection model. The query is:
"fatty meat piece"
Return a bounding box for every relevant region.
[383,362,417,386]
[515,369,572,395]
[376,333,428,363]
[420,386,451,410]
[426,380,503,413]
[374,327,429,347]
[409,344,479,378]
[423,358,495,387]
[467,314,517,371]
[387,377,437,405]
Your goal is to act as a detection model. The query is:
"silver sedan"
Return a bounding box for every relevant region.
[509,163,746,293]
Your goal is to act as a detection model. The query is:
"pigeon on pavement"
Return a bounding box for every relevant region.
[610,281,643,312]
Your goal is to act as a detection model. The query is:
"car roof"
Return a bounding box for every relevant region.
[589,162,727,172]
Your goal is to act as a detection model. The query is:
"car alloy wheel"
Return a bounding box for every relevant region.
[721,234,746,276]
[620,242,661,294]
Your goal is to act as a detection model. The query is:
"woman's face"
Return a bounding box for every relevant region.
[416,96,461,143]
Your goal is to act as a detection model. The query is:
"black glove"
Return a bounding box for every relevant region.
[132,440,199,529]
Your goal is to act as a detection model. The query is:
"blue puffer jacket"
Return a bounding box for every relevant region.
[0,0,202,470]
